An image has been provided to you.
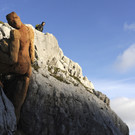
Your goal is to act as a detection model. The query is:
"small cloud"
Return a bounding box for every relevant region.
[92,78,135,99]
[1,7,8,11]
[114,44,135,72]
[0,6,9,12]
[111,97,135,134]
[92,78,135,134]
[124,22,135,31]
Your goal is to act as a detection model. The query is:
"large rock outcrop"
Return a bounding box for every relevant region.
[0,23,129,135]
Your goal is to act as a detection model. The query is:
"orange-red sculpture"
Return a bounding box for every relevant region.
[0,12,35,122]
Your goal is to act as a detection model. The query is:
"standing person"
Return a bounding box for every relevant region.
[35,21,45,32]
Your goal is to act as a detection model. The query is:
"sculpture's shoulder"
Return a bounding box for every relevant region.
[26,26,34,39]
[10,29,21,40]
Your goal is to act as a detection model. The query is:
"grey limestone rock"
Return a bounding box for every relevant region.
[0,87,16,135]
[26,24,95,90]
[19,70,129,135]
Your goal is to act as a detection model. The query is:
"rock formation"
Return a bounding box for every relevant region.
[0,23,129,135]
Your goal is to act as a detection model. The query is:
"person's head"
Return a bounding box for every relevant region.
[41,22,45,26]
[6,12,22,29]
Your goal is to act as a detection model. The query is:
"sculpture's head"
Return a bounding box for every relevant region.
[6,12,22,29]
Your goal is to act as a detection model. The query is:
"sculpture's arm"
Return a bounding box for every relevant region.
[9,29,20,64]
[0,30,20,65]
[28,27,35,63]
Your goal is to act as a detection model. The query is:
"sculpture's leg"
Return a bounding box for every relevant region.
[13,76,30,123]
